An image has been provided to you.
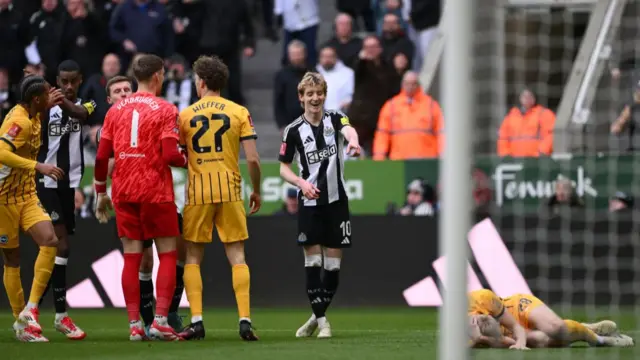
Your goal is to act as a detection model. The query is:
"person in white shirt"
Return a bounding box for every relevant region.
[316,46,354,113]
[274,0,320,65]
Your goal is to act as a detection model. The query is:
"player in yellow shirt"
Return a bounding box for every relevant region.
[470,292,634,348]
[177,56,262,341]
[467,289,529,349]
[0,75,65,342]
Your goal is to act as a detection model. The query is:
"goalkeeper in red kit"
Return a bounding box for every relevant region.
[93,54,187,341]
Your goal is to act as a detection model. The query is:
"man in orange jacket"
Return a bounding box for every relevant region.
[497,89,556,157]
[373,71,444,160]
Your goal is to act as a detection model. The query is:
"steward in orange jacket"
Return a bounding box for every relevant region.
[373,71,444,160]
[497,89,556,157]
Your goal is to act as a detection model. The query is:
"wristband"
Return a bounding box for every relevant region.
[94,180,106,194]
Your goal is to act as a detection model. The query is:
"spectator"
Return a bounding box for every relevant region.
[349,35,398,154]
[273,188,298,216]
[30,0,66,84]
[0,0,34,85]
[274,0,319,66]
[409,0,441,72]
[171,0,203,65]
[393,52,410,77]
[316,46,354,113]
[62,0,107,78]
[546,178,584,214]
[258,0,278,41]
[198,0,255,106]
[609,191,634,213]
[335,0,375,33]
[497,88,556,158]
[373,0,409,36]
[380,13,414,69]
[394,179,435,216]
[0,68,15,123]
[161,54,198,112]
[322,13,363,69]
[109,0,175,70]
[81,53,121,127]
[15,0,40,17]
[373,71,443,160]
[610,81,640,150]
[273,40,311,131]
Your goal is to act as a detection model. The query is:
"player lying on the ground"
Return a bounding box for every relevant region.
[98,75,186,336]
[469,293,634,348]
[36,60,97,341]
[177,55,261,341]
[468,290,529,349]
[0,75,65,342]
[94,54,187,341]
[279,72,361,339]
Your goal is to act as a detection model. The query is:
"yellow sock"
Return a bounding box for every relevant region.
[184,264,203,318]
[28,246,56,304]
[232,264,251,319]
[3,266,24,319]
[564,319,599,345]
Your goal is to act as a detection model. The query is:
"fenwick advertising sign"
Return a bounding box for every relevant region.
[81,155,638,215]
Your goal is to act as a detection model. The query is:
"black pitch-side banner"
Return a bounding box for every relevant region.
[1,212,638,309]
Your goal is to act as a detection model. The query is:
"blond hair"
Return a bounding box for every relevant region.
[477,315,502,339]
[297,72,327,96]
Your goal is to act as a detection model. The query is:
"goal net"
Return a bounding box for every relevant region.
[434,0,640,358]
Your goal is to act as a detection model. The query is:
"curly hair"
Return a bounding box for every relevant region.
[192,55,229,93]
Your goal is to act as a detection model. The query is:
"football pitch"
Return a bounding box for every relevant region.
[1,307,638,359]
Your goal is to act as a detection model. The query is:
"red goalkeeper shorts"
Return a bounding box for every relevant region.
[113,202,180,240]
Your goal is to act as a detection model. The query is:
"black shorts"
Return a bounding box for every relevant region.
[297,200,352,248]
[143,212,184,249]
[37,186,76,235]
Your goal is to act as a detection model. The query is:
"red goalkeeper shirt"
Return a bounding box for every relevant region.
[97,92,180,203]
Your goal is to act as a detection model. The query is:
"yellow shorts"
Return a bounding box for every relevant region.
[501,294,544,332]
[0,197,51,249]
[183,201,248,244]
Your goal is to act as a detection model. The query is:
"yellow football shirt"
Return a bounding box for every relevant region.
[0,105,41,204]
[179,96,257,205]
[468,289,505,319]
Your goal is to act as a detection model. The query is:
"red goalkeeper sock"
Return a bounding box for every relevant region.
[155,250,177,317]
[122,253,143,322]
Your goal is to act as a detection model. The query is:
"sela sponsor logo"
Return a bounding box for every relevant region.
[119,152,146,159]
[493,163,596,206]
[66,245,189,308]
[49,120,81,136]
[403,219,532,307]
[306,144,337,165]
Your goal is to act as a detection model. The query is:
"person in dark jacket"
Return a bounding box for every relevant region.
[273,40,311,131]
[80,53,121,127]
[410,0,441,71]
[0,0,35,85]
[349,36,398,154]
[380,13,414,69]
[546,178,584,215]
[273,188,298,216]
[62,0,107,78]
[321,13,363,69]
[30,0,66,84]
[198,0,255,106]
[335,0,375,33]
[109,0,174,70]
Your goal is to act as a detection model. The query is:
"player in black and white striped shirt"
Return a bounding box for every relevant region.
[36,60,97,340]
[279,72,361,338]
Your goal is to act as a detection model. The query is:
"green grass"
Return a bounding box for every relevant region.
[1,307,639,359]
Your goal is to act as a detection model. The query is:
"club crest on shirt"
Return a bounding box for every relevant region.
[0,235,8,244]
[50,211,59,221]
[324,126,334,137]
